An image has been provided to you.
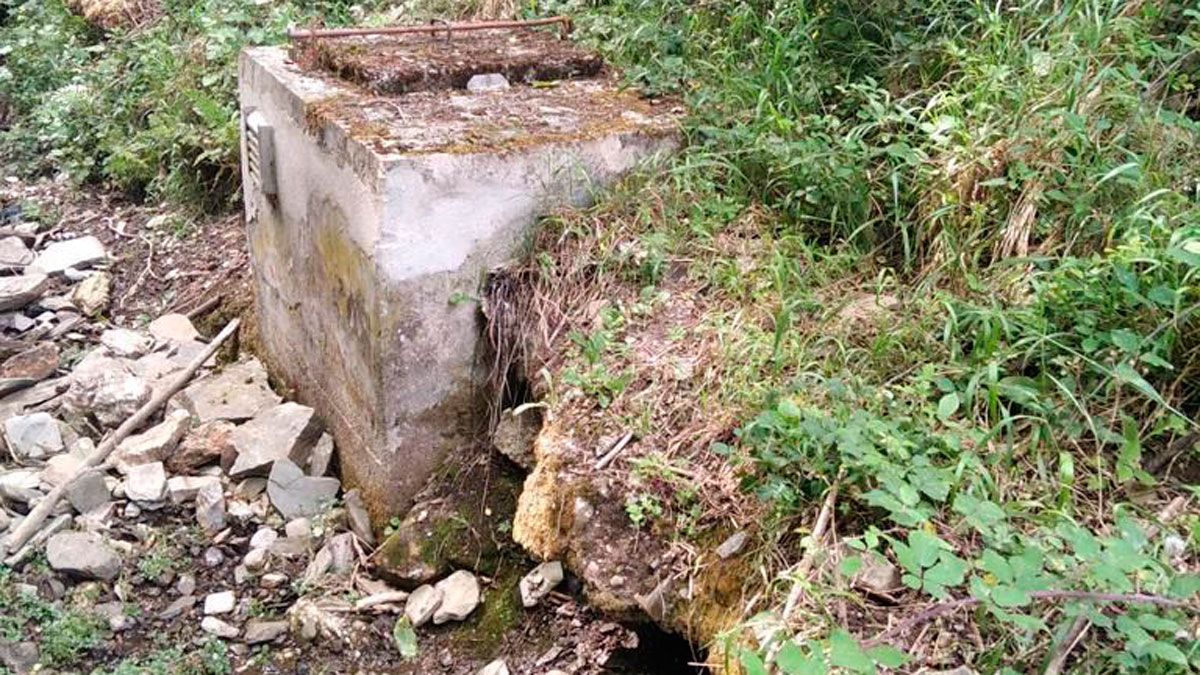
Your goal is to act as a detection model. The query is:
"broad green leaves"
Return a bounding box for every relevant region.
[892,530,968,599]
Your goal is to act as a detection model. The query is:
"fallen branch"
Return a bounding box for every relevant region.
[868,590,1198,649]
[3,318,241,554]
[3,513,71,566]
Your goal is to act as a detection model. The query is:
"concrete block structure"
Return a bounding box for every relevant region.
[238,30,677,521]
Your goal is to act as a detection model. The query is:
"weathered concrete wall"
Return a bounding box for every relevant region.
[239,47,677,522]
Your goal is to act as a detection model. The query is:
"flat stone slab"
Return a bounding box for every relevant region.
[46,531,121,580]
[432,570,480,624]
[175,358,281,424]
[113,409,191,473]
[229,402,322,477]
[0,274,48,311]
[30,236,107,275]
[267,458,340,520]
[3,412,64,459]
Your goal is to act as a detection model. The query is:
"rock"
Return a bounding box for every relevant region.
[196,481,227,534]
[0,237,32,268]
[124,461,167,502]
[852,554,902,595]
[372,496,507,590]
[467,73,511,93]
[261,572,288,589]
[148,313,199,343]
[288,598,350,644]
[40,453,81,487]
[519,561,564,608]
[166,475,221,504]
[302,545,333,585]
[0,470,39,492]
[243,547,268,572]
[234,477,268,500]
[113,409,191,473]
[200,616,239,639]
[432,571,480,624]
[244,619,288,645]
[204,591,236,615]
[94,601,132,631]
[229,403,323,477]
[3,412,64,459]
[493,408,541,469]
[30,236,107,275]
[99,329,153,358]
[0,640,39,674]
[478,660,510,675]
[177,574,197,596]
[327,532,356,574]
[64,368,151,429]
[0,343,58,381]
[716,530,749,559]
[0,274,48,312]
[158,595,196,620]
[65,469,110,514]
[249,527,278,550]
[344,489,374,545]
[46,531,121,580]
[203,546,226,567]
[284,517,312,541]
[70,272,111,316]
[307,432,334,476]
[167,420,235,473]
[266,458,340,520]
[174,359,280,424]
[404,584,442,628]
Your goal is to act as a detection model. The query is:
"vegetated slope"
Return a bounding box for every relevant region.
[493,0,1200,671]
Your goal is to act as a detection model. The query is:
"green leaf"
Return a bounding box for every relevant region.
[739,649,769,675]
[392,617,418,660]
[991,585,1031,608]
[1114,363,1164,404]
[1145,640,1188,665]
[777,642,825,674]
[866,645,908,668]
[936,392,960,421]
[829,631,874,673]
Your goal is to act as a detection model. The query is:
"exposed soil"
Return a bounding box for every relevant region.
[296,29,604,95]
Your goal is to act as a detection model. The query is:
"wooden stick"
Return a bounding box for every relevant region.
[4,513,70,566]
[3,318,241,554]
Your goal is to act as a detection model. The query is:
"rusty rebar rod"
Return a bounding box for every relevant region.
[287,16,573,41]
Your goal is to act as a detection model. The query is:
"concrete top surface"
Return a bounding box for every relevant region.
[243,45,680,157]
[298,29,605,95]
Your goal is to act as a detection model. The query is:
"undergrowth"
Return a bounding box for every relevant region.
[497,0,1200,671]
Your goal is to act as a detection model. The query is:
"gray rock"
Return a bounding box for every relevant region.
[284,517,312,541]
[124,462,167,502]
[478,660,510,675]
[114,409,191,473]
[148,313,199,343]
[204,591,236,615]
[243,547,268,572]
[852,554,902,595]
[0,236,32,268]
[243,619,288,645]
[196,481,226,534]
[99,329,153,358]
[344,489,374,545]
[467,73,510,93]
[716,530,749,559]
[432,570,480,624]
[519,561,564,608]
[40,453,81,487]
[0,274,48,312]
[200,616,239,639]
[46,531,121,580]
[70,272,111,316]
[307,432,334,476]
[174,359,281,424]
[327,532,356,575]
[404,584,442,628]
[266,458,340,520]
[94,601,132,632]
[3,412,64,459]
[260,572,288,589]
[158,595,196,620]
[493,408,541,469]
[229,403,322,477]
[63,366,151,429]
[203,546,226,567]
[0,640,38,674]
[302,545,333,585]
[30,236,107,276]
[177,574,196,596]
[249,527,278,550]
[166,475,221,504]
[66,470,111,514]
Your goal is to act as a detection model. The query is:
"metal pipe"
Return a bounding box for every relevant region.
[287,16,573,41]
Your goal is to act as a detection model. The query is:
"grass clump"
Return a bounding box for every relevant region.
[491,0,1200,670]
